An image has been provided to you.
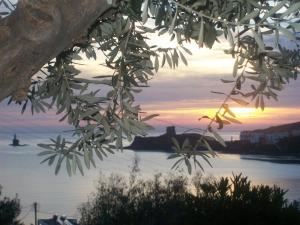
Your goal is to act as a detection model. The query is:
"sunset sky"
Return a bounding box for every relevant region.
[0,33,299,138]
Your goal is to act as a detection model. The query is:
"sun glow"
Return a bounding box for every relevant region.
[147,106,259,119]
[230,107,257,118]
[196,107,258,119]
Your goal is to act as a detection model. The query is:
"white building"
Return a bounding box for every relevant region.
[38,215,79,225]
[240,122,300,144]
[240,131,264,144]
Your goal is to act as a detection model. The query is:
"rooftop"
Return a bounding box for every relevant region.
[38,215,79,225]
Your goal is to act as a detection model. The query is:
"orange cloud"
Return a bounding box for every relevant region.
[142,102,300,131]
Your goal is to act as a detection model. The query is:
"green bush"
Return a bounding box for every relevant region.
[79,172,300,225]
[0,185,23,225]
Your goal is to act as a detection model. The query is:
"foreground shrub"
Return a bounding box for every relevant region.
[0,185,23,225]
[79,172,300,225]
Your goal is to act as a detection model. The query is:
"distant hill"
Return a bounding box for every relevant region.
[243,121,300,134]
[128,125,300,156]
[127,126,223,152]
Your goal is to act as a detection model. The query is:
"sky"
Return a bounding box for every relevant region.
[0,17,299,138]
[1,39,299,138]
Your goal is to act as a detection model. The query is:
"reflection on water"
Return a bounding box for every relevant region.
[0,138,300,224]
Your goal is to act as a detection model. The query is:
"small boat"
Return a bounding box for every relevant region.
[10,134,27,147]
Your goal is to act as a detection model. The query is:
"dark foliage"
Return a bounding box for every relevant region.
[0,185,23,225]
[278,136,300,153]
[79,173,300,225]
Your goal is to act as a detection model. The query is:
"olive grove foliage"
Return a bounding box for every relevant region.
[2,0,300,175]
[0,0,15,16]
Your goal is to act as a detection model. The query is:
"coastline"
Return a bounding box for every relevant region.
[124,148,300,164]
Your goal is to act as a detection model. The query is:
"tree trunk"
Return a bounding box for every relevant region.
[0,0,115,102]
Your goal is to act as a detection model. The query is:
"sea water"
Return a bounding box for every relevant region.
[0,133,300,225]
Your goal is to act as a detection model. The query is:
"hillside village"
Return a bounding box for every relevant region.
[240,122,300,144]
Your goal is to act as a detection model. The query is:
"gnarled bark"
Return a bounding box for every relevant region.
[0,0,115,102]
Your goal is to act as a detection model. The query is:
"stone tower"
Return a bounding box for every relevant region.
[166,126,176,137]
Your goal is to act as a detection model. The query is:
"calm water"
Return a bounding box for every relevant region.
[0,135,300,225]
